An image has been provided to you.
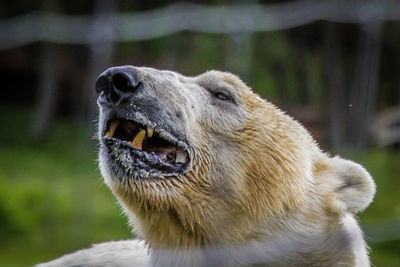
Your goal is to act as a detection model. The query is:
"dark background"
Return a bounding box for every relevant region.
[1,0,400,266]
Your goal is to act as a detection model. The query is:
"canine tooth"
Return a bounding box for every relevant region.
[175,149,187,164]
[147,126,154,137]
[161,153,167,160]
[106,120,120,137]
[132,129,146,150]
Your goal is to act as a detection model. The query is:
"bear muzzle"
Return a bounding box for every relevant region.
[96,66,191,178]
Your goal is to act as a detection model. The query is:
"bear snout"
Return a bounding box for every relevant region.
[96,65,142,105]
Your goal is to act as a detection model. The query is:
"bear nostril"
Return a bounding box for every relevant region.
[112,73,139,93]
[95,75,109,94]
[95,66,141,105]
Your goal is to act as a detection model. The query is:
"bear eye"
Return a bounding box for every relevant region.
[213,91,231,102]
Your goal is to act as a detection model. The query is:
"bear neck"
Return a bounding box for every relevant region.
[131,207,362,266]
[117,180,366,266]
[130,206,215,249]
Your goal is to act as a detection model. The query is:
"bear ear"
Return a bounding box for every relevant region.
[318,157,376,214]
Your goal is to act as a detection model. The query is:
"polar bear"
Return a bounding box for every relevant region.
[38,66,375,266]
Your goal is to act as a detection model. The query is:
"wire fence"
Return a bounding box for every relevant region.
[1,0,400,50]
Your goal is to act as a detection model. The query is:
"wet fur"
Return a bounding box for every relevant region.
[38,68,375,267]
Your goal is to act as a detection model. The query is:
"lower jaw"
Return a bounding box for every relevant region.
[103,140,188,176]
[101,153,183,183]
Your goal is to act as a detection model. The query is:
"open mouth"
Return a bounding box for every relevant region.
[102,118,189,175]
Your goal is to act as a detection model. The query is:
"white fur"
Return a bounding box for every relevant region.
[37,67,375,267]
[36,240,150,267]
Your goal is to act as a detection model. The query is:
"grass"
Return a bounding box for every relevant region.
[355,150,400,266]
[0,106,399,266]
[0,107,131,266]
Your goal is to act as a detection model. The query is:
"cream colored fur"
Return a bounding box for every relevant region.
[38,67,375,267]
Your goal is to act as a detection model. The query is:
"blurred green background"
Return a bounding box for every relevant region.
[1,0,400,266]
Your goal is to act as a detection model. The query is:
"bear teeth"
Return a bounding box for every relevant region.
[131,129,146,150]
[147,126,154,137]
[102,117,190,174]
[175,149,187,164]
[105,120,120,137]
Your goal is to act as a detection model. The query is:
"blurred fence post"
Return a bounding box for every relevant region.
[274,62,289,109]
[31,0,61,140]
[225,31,253,81]
[31,44,60,140]
[323,23,346,151]
[348,20,384,150]
[84,0,117,123]
[225,1,255,80]
[165,37,177,70]
[397,49,400,104]
[295,28,311,106]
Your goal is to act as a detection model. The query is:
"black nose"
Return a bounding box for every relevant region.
[95,66,141,104]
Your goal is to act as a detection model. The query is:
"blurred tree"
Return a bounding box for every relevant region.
[295,27,311,106]
[85,0,117,122]
[224,0,255,80]
[31,0,61,140]
[349,21,384,150]
[323,23,346,151]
